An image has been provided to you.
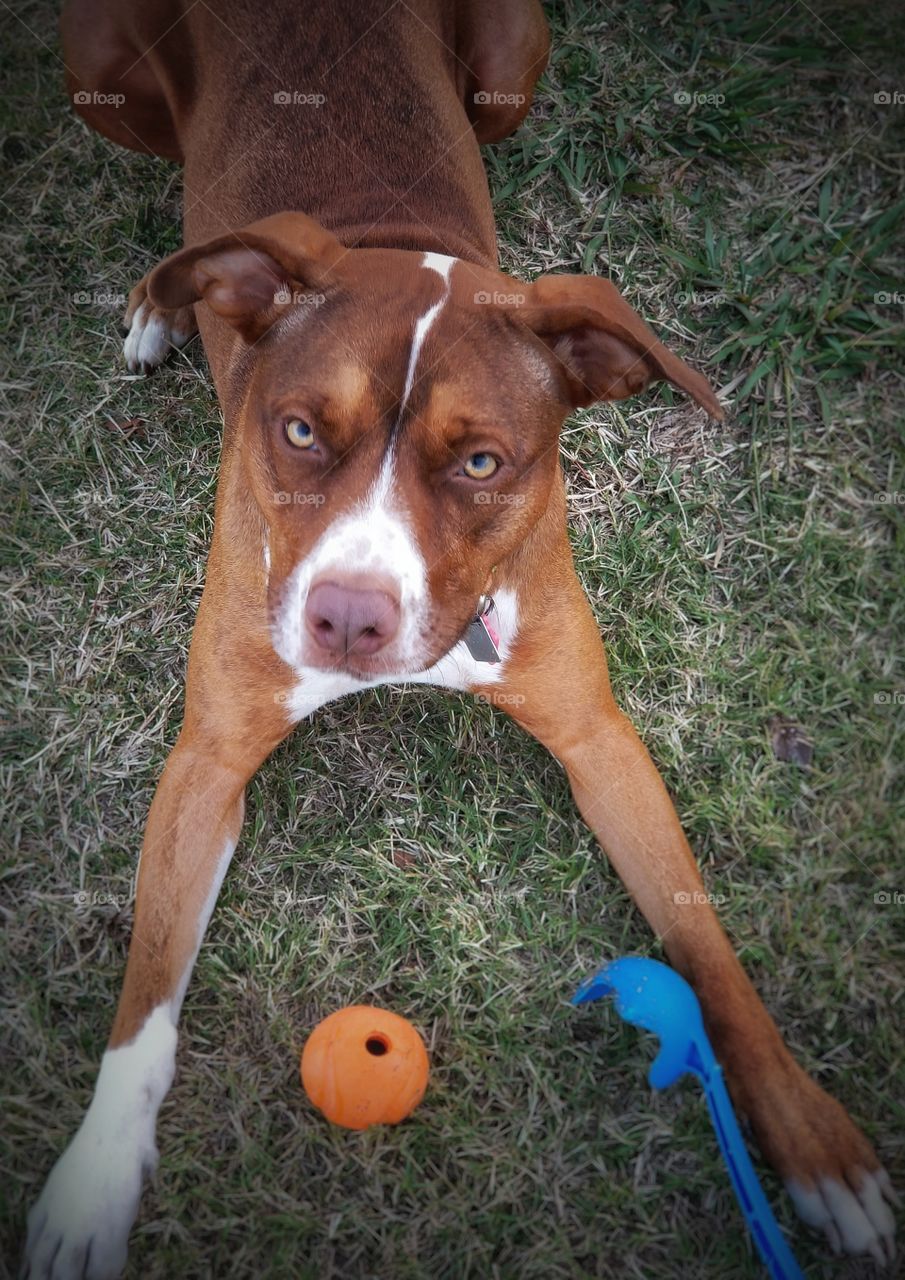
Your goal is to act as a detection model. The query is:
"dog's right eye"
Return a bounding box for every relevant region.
[285,418,315,449]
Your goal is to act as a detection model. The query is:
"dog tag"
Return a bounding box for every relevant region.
[464,596,501,663]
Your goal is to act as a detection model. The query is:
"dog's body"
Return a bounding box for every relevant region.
[23,1,896,1275]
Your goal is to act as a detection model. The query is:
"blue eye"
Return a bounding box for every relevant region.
[464,452,498,479]
[285,418,315,449]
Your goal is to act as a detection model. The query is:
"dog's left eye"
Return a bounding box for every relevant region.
[463,452,498,480]
[285,418,315,449]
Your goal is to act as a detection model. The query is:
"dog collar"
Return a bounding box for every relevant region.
[464,594,501,663]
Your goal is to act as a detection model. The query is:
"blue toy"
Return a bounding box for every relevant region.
[572,957,804,1280]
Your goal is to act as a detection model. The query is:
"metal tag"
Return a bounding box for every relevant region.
[464,596,501,663]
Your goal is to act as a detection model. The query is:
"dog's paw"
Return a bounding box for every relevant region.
[122,281,196,374]
[21,1121,156,1279]
[745,1064,898,1264]
[788,1168,898,1266]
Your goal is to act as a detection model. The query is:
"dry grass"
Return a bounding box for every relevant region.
[2,1,904,1277]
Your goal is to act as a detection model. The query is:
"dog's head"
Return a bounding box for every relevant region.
[149,211,722,679]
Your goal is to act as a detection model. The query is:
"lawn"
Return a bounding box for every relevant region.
[1,1,903,1277]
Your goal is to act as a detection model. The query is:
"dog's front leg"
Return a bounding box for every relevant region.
[23,613,293,1280]
[480,570,896,1264]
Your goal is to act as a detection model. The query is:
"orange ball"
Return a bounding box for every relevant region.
[301,1005,429,1130]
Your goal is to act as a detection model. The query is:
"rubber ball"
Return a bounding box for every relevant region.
[301,1005,429,1130]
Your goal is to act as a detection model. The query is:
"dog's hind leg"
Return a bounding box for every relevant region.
[458,0,551,143]
[60,0,187,160]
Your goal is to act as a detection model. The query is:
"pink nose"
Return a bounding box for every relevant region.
[305,579,401,657]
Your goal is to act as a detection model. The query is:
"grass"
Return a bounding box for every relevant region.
[2,0,904,1277]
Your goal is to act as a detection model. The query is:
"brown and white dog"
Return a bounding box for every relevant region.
[24,1,896,1275]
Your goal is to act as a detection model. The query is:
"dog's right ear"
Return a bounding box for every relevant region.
[147,212,344,342]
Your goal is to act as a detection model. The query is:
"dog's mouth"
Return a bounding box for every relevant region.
[300,610,484,682]
[304,647,409,681]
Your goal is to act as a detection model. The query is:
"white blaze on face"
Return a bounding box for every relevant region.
[400,252,455,412]
[271,253,457,675]
[270,459,429,672]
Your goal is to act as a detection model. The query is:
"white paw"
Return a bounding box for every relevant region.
[23,1008,177,1279]
[787,1169,899,1266]
[123,299,193,374]
[22,1120,156,1279]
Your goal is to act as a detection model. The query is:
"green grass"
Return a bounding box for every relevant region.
[2,1,904,1277]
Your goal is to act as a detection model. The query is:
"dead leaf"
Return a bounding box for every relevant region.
[769,716,813,768]
[105,416,147,438]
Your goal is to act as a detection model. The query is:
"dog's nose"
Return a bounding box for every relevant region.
[305,579,401,656]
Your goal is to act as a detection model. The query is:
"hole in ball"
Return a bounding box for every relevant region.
[365,1034,390,1056]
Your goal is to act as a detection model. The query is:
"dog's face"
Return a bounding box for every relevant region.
[246,252,568,678]
[150,213,721,679]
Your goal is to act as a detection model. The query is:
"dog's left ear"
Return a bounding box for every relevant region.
[511,274,723,419]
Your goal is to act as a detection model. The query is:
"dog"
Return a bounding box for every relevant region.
[23,0,896,1274]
